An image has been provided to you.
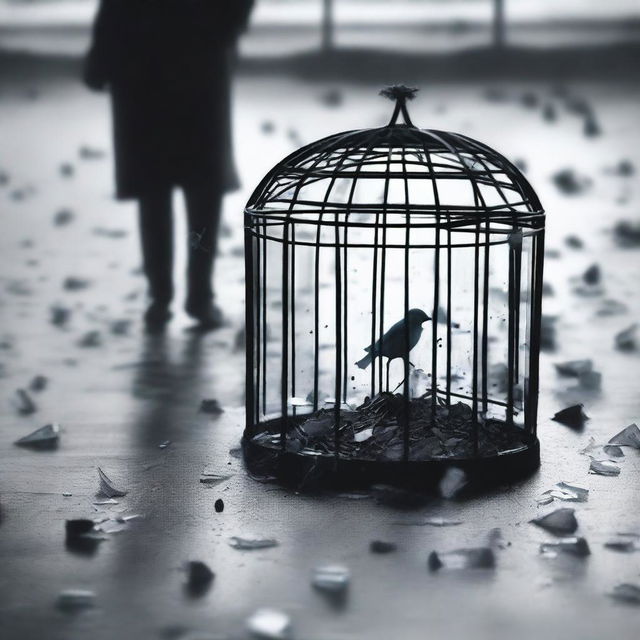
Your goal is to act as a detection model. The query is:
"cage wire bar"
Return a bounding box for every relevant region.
[243,87,545,489]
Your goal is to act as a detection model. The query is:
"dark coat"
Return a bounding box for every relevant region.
[85,0,254,200]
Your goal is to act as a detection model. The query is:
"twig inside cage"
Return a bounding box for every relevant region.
[250,391,529,462]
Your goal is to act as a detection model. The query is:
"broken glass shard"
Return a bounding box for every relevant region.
[15,423,59,448]
[555,481,589,502]
[229,537,279,550]
[439,467,467,499]
[552,404,588,429]
[589,459,620,476]
[185,560,215,596]
[615,324,637,351]
[530,508,578,534]
[97,467,128,498]
[247,608,292,640]
[608,423,640,449]
[603,444,624,458]
[312,565,350,594]
[540,536,590,557]
[428,547,495,571]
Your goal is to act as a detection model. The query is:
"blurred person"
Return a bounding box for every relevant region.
[84,0,254,330]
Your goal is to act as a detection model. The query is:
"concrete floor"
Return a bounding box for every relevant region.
[0,70,639,640]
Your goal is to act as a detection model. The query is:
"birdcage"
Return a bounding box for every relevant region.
[243,87,545,489]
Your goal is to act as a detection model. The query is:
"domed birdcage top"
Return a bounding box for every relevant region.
[246,86,544,227]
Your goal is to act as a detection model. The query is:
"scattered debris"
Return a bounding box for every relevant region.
[15,423,59,449]
[97,467,128,498]
[59,162,75,178]
[606,159,635,177]
[185,560,214,597]
[199,473,232,487]
[608,583,640,605]
[428,547,495,571]
[530,508,578,535]
[520,91,539,108]
[552,169,590,195]
[583,114,601,137]
[229,537,279,551]
[370,540,397,554]
[312,565,350,594]
[78,331,102,348]
[320,88,343,107]
[29,375,48,392]
[246,608,291,640]
[200,399,223,415]
[554,360,592,377]
[56,589,96,612]
[93,227,128,239]
[564,235,583,249]
[596,298,628,316]
[589,459,621,476]
[608,423,640,448]
[615,325,637,351]
[582,263,601,286]
[53,208,75,227]
[552,404,588,430]
[63,276,90,291]
[537,481,589,504]
[542,103,556,122]
[50,304,72,327]
[439,466,467,499]
[110,319,132,336]
[604,539,638,553]
[260,120,275,135]
[79,145,106,160]
[214,499,224,513]
[540,537,590,557]
[613,220,640,247]
[603,444,624,458]
[13,388,37,415]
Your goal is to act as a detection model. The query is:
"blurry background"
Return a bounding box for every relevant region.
[0,2,639,640]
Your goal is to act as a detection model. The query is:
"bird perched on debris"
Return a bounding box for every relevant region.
[356,308,431,370]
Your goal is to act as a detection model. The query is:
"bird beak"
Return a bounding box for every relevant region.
[425,315,431,322]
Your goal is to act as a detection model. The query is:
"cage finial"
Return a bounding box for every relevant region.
[380,85,418,127]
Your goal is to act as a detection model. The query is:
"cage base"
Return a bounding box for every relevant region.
[242,427,540,492]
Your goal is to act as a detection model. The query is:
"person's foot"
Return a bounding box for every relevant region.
[144,302,172,332]
[185,302,225,329]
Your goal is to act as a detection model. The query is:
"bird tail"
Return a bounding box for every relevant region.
[356,352,373,369]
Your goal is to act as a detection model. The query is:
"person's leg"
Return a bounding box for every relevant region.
[183,182,223,326]
[138,188,174,327]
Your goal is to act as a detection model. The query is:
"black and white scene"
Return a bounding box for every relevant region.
[0,1,639,639]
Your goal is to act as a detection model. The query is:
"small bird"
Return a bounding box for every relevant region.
[356,308,431,370]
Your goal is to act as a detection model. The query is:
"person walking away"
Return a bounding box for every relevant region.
[84,0,254,330]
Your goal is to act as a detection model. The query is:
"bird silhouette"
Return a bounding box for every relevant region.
[356,309,431,390]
